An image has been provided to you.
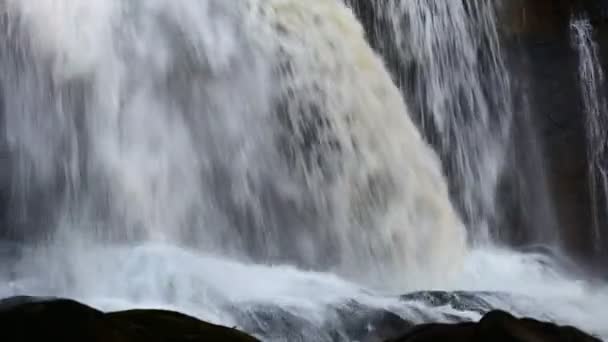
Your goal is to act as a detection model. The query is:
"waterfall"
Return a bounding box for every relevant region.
[0,0,465,290]
[571,16,608,254]
[360,0,513,243]
[2,1,608,341]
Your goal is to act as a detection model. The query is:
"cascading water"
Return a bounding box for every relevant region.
[571,15,608,254]
[0,0,607,341]
[364,0,513,243]
[0,0,465,290]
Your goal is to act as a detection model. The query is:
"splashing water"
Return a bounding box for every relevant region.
[0,0,607,340]
[2,242,608,340]
[368,0,513,243]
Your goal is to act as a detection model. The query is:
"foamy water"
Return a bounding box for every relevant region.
[2,242,607,340]
[0,0,606,340]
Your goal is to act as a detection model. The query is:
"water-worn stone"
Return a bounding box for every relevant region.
[1,295,602,342]
[0,296,259,342]
[388,310,602,342]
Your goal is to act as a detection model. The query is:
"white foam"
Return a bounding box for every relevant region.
[3,243,607,339]
[1,0,606,340]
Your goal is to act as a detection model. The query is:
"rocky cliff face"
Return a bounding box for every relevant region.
[502,0,608,36]
[0,295,602,342]
[501,0,608,268]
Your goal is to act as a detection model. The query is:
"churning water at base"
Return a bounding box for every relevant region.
[2,242,608,340]
[571,16,608,253]
[0,0,607,340]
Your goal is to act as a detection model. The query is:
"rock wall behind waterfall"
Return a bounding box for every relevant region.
[500,0,608,268]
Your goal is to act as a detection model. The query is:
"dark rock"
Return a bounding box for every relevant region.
[331,301,413,342]
[105,309,259,342]
[231,300,413,342]
[0,296,259,342]
[232,304,325,341]
[479,310,601,342]
[231,291,608,341]
[400,291,501,316]
[388,310,602,342]
[0,294,603,342]
[0,296,108,341]
[501,0,608,37]
[501,0,608,268]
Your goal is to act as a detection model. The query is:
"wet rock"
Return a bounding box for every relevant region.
[0,296,108,341]
[105,309,259,342]
[501,0,608,37]
[388,310,602,342]
[400,291,501,316]
[231,301,413,342]
[501,0,608,267]
[330,301,413,342]
[0,296,259,342]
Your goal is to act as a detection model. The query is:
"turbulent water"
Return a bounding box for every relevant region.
[371,0,513,243]
[571,16,608,254]
[0,0,607,340]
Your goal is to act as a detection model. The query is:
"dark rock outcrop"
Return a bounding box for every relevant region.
[500,0,608,268]
[0,296,260,342]
[501,0,608,37]
[1,295,602,342]
[389,310,602,342]
[231,301,414,342]
[401,291,501,316]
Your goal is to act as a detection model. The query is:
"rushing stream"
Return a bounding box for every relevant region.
[0,0,607,340]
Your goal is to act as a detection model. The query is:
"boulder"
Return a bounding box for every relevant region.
[388,310,602,342]
[0,296,259,342]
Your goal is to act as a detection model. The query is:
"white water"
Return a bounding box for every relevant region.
[571,16,608,253]
[1,0,465,290]
[375,0,513,242]
[0,0,607,340]
[2,242,608,340]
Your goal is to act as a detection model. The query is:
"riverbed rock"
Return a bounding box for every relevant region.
[1,295,603,342]
[388,310,602,342]
[0,296,260,342]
